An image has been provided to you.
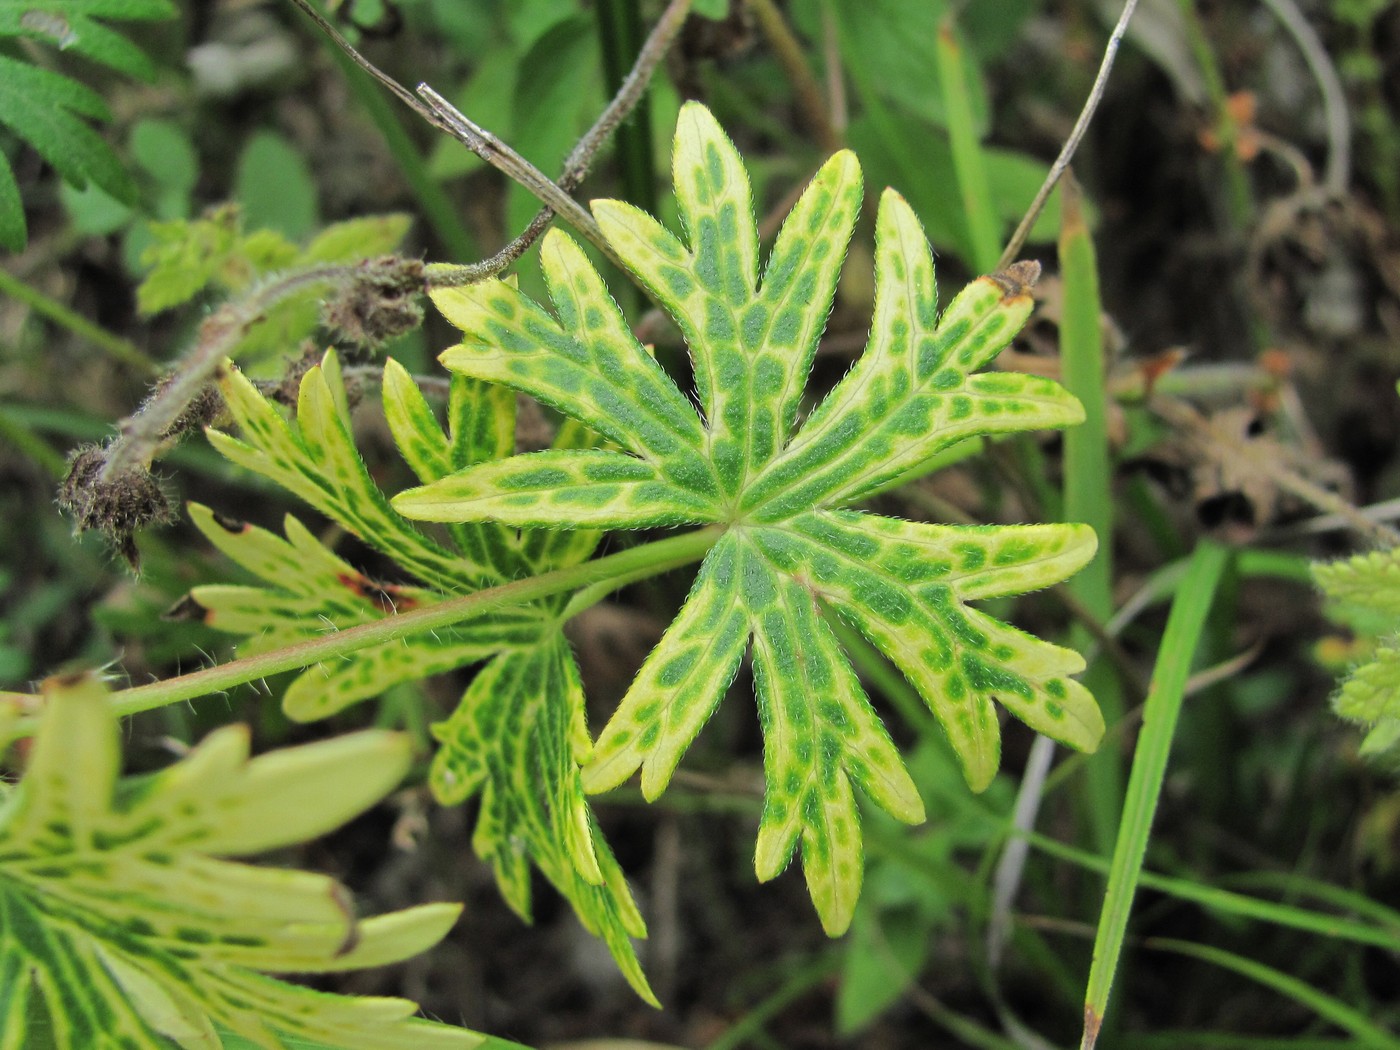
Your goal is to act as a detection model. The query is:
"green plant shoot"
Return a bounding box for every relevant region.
[0,0,176,250]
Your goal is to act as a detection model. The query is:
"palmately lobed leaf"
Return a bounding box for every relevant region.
[0,671,480,1050]
[399,101,1103,935]
[194,351,651,995]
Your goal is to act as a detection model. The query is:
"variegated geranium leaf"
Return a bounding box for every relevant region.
[183,502,539,722]
[209,351,493,593]
[395,102,1103,934]
[193,352,645,994]
[0,672,480,1050]
[430,635,653,1004]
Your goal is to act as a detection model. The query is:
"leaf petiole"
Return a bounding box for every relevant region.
[1,525,723,736]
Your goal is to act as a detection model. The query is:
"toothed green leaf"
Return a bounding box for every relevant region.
[401,102,1100,934]
[0,672,480,1050]
[0,0,175,249]
[1316,547,1400,762]
[1316,548,1400,620]
[197,352,648,993]
[136,209,412,357]
[430,636,655,1005]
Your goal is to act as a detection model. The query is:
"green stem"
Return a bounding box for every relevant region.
[935,14,1000,273]
[749,0,841,153]
[2,526,723,734]
[1176,0,1253,228]
[1080,540,1229,1049]
[0,266,157,376]
[0,405,69,478]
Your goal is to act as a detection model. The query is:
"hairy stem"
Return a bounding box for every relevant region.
[98,265,353,483]
[428,0,694,286]
[1,526,724,735]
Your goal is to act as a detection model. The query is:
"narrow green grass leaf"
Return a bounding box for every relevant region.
[1059,172,1125,852]
[1030,833,1400,952]
[1147,939,1400,1049]
[934,16,1000,272]
[1081,541,1230,1049]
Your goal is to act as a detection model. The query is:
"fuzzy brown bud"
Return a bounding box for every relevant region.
[321,255,425,348]
[57,445,175,571]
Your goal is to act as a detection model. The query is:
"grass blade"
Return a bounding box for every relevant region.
[1147,939,1400,1049]
[1081,540,1230,1048]
[934,14,999,272]
[1030,833,1400,952]
[1059,170,1124,854]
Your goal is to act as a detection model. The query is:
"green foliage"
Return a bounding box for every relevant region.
[193,350,655,1002]
[813,0,1064,263]
[0,672,480,1050]
[1315,546,1400,762]
[396,102,1102,935]
[0,0,176,251]
[234,131,320,243]
[137,209,412,360]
